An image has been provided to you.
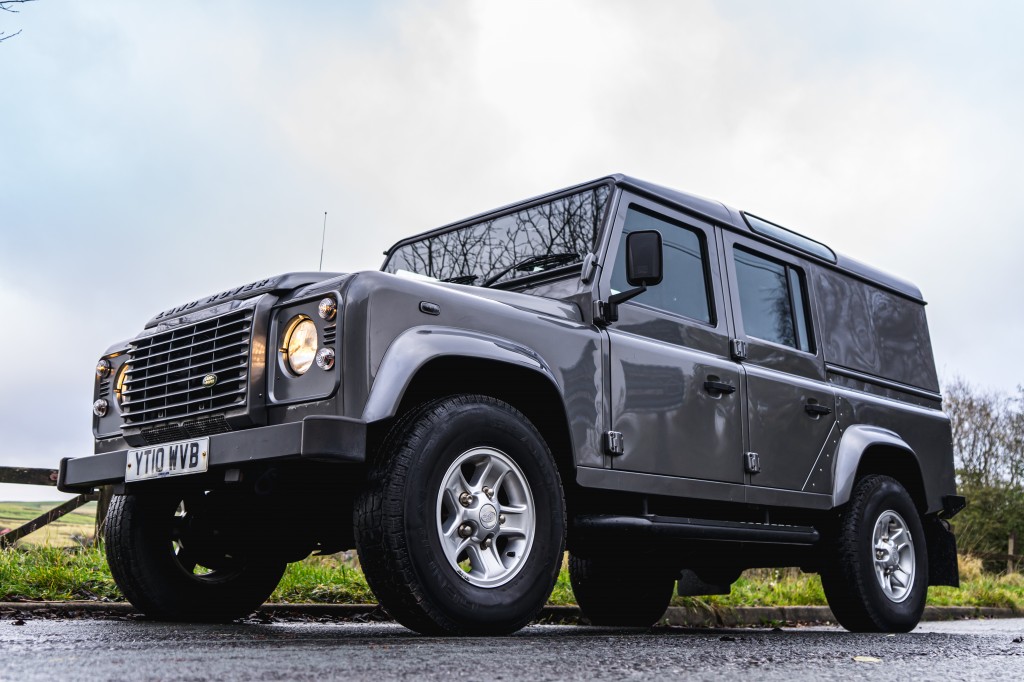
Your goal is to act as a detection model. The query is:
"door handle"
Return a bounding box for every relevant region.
[804,402,832,416]
[703,380,737,395]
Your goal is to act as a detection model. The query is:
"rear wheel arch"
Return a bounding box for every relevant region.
[854,446,927,513]
[833,425,926,512]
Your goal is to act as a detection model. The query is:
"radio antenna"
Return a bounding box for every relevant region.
[319,212,327,271]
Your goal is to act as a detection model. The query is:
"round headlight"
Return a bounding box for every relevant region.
[282,316,318,375]
[114,363,131,407]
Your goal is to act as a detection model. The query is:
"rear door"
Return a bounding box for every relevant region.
[721,233,837,492]
[604,195,745,483]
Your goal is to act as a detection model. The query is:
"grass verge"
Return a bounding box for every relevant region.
[2,546,1023,610]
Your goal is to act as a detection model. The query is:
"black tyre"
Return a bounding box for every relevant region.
[569,554,675,626]
[355,395,566,635]
[821,475,928,632]
[105,492,287,622]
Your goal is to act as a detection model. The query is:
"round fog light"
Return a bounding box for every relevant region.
[318,297,337,321]
[315,347,335,370]
[93,399,109,417]
[96,359,112,379]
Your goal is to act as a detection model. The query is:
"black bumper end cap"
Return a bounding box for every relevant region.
[940,494,967,519]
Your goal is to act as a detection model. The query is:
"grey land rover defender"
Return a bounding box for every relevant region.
[61,175,965,635]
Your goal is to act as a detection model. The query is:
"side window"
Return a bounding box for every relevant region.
[733,248,813,352]
[610,206,713,324]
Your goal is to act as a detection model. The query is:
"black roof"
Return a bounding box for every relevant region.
[612,174,924,303]
[385,174,925,303]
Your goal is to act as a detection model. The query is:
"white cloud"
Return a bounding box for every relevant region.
[0,0,1022,493]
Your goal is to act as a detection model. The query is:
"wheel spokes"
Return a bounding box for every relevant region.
[870,509,916,603]
[434,446,536,588]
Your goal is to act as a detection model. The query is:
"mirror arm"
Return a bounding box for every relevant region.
[598,283,647,324]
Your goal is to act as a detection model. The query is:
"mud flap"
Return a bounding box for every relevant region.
[925,516,959,587]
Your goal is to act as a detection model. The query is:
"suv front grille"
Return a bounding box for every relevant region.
[121,310,253,428]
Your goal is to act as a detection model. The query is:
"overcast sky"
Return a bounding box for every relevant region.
[2,1,1022,501]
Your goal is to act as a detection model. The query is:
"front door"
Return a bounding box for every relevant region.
[605,196,744,484]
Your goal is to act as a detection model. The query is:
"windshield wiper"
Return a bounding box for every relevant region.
[442,274,479,285]
[481,253,580,288]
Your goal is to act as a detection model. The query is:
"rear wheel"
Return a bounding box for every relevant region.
[355,395,566,635]
[570,554,675,626]
[105,492,286,622]
[821,475,928,632]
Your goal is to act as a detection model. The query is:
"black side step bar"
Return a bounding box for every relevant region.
[573,514,820,545]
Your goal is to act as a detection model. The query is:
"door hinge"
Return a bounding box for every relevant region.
[744,451,761,474]
[731,339,748,360]
[593,300,618,325]
[605,431,625,456]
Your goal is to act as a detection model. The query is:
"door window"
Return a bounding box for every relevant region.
[610,207,713,324]
[733,248,813,352]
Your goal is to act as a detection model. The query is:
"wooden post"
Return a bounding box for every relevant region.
[94,485,113,542]
[1011,531,1018,575]
[0,467,59,486]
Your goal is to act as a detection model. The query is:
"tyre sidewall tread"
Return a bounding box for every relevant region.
[356,395,566,635]
[824,475,928,633]
[105,493,285,622]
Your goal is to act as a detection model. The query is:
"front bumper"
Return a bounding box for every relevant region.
[59,416,367,493]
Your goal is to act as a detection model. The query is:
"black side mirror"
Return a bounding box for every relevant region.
[625,230,663,287]
[600,230,664,324]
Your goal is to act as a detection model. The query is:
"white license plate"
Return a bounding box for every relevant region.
[125,437,210,482]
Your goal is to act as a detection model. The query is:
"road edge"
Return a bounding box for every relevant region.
[0,602,1018,627]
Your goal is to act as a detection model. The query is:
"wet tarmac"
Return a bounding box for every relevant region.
[1,616,1022,681]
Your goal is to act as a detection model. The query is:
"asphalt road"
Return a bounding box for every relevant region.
[2,616,1022,681]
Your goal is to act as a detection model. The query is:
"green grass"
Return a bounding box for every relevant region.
[0,546,120,601]
[3,546,1023,610]
[675,568,828,608]
[2,506,1021,609]
[270,552,375,604]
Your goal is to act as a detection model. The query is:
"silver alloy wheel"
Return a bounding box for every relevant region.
[872,509,916,603]
[435,447,536,588]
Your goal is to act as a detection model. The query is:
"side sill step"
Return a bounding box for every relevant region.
[573,514,820,545]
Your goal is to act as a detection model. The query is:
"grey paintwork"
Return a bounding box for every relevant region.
[63,174,958,575]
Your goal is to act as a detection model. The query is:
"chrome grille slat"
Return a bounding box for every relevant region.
[124,379,247,407]
[125,351,249,384]
[122,309,253,427]
[132,328,250,362]
[121,361,247,396]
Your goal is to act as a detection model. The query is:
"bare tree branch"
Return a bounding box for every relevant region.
[1,0,37,14]
[1,0,36,43]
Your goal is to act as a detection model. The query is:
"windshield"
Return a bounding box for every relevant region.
[383,185,611,287]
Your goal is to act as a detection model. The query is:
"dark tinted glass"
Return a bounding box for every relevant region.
[734,248,813,351]
[610,207,711,323]
[383,186,610,286]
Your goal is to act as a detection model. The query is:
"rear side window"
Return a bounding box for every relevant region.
[733,248,813,352]
[610,207,713,324]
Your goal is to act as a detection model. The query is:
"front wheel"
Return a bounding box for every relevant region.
[821,475,928,632]
[105,492,286,622]
[355,395,566,635]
